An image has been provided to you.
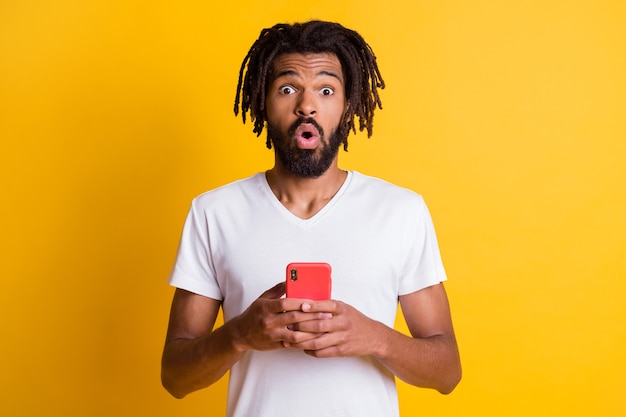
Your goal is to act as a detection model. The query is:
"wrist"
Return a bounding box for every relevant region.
[370,321,395,359]
[224,316,248,353]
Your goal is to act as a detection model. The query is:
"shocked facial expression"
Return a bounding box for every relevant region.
[265,53,347,178]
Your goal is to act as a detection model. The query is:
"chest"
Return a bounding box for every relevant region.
[209,205,412,324]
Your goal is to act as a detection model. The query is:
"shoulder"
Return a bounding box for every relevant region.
[348,171,426,209]
[190,173,265,210]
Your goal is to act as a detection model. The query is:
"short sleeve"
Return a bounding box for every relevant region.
[168,199,223,300]
[398,197,447,295]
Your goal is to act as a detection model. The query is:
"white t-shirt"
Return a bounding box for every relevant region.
[169,171,447,417]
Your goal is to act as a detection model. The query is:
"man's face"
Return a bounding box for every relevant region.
[265,52,347,178]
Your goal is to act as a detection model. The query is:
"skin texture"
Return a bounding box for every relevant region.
[161,52,461,400]
[264,53,347,179]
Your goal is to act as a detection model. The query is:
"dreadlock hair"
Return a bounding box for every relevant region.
[234,20,385,150]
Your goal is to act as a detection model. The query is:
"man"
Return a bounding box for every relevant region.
[162,20,461,417]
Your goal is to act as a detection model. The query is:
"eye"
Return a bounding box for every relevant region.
[320,87,334,96]
[279,85,296,95]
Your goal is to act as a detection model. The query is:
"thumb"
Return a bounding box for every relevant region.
[260,282,286,299]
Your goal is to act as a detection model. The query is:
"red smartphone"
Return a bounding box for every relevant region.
[285,262,332,300]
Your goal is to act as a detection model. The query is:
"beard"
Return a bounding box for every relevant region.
[267,117,344,178]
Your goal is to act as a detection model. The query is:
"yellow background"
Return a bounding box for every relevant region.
[1,1,625,416]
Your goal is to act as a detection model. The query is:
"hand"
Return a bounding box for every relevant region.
[229,283,334,353]
[284,300,389,358]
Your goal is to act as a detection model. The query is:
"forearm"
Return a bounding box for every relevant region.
[374,324,461,394]
[161,321,245,399]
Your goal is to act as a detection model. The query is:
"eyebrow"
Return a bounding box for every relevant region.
[273,69,343,83]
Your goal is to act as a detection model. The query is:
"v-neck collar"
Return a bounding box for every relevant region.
[257,171,353,227]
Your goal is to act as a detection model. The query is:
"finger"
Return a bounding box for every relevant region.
[292,333,338,354]
[278,297,330,314]
[304,346,339,358]
[282,330,327,348]
[289,316,333,333]
[301,300,337,314]
[260,282,286,299]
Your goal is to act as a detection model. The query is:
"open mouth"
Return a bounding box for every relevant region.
[295,124,320,149]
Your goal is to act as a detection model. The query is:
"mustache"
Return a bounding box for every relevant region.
[288,117,325,137]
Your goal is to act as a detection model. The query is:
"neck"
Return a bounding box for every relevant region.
[266,162,347,220]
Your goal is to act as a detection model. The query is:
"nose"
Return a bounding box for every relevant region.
[295,90,316,117]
